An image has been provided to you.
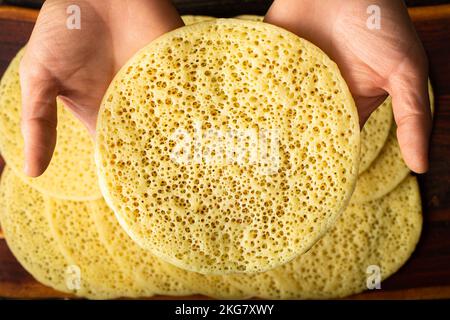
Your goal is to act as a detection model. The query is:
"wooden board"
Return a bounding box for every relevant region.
[3,0,450,14]
[0,4,449,299]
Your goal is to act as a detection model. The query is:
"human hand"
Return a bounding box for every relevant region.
[20,0,183,177]
[265,0,431,173]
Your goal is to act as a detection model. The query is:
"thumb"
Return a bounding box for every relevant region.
[388,59,431,174]
[19,61,58,177]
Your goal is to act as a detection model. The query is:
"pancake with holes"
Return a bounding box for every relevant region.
[0,48,101,200]
[95,19,360,274]
[228,175,422,298]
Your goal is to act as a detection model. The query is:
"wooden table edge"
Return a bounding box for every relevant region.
[1,4,450,22]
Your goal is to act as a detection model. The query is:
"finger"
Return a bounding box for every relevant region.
[388,60,431,174]
[19,62,58,177]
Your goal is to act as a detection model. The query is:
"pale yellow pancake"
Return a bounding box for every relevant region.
[228,175,422,298]
[96,19,360,274]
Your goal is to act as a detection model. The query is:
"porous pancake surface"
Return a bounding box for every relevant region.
[96,19,360,274]
[228,175,422,298]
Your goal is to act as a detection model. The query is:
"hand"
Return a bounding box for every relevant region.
[20,0,184,177]
[265,0,431,173]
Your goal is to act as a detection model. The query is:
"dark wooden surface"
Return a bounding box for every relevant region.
[3,0,450,14]
[0,4,449,299]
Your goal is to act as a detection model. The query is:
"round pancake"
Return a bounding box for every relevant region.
[228,175,422,298]
[0,48,101,200]
[359,97,392,174]
[95,19,360,274]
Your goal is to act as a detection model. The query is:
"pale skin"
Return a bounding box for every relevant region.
[17,0,431,177]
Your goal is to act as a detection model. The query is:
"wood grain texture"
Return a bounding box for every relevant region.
[0,4,449,299]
